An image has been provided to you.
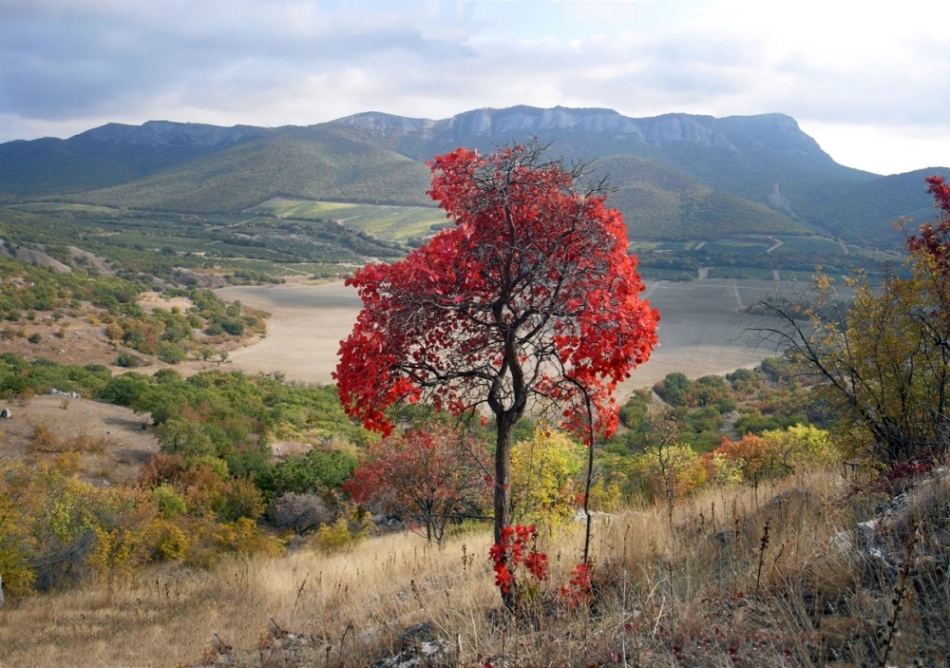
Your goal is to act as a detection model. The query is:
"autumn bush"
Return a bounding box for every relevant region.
[344,423,490,544]
[510,426,585,531]
[268,492,333,534]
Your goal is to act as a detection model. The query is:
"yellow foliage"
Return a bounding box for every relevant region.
[511,426,585,530]
[148,519,189,561]
[314,513,369,553]
[633,443,706,500]
[88,525,149,584]
[214,518,284,557]
[760,424,839,471]
[586,477,623,513]
[0,459,37,597]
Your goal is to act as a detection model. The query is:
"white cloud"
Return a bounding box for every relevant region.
[0,0,946,172]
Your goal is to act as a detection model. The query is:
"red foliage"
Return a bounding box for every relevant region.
[489,524,547,593]
[335,142,658,599]
[334,143,658,439]
[710,433,777,480]
[342,425,490,543]
[560,562,593,609]
[906,176,950,274]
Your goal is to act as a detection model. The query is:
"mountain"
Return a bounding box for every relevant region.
[0,106,945,246]
[0,121,267,199]
[67,127,433,213]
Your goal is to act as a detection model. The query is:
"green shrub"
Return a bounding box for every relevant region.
[151,483,187,518]
[157,343,187,365]
[115,352,143,368]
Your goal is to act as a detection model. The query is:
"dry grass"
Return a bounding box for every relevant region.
[1,469,947,667]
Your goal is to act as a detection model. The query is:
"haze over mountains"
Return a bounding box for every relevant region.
[1,106,945,248]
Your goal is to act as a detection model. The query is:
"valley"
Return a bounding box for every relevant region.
[216,277,795,396]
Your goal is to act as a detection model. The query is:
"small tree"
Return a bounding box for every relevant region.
[343,425,490,544]
[510,426,585,531]
[754,177,950,467]
[335,143,658,603]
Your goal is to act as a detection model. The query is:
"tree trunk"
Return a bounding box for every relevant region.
[494,411,518,608]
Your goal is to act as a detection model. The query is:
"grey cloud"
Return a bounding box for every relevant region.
[0,1,473,121]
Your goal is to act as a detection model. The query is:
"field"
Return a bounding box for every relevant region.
[3,468,944,667]
[217,278,798,397]
[249,197,448,243]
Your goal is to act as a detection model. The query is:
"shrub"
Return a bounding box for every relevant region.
[269,493,333,534]
[510,426,585,531]
[157,343,187,365]
[314,515,368,553]
[151,484,187,518]
[115,352,143,368]
[148,519,189,561]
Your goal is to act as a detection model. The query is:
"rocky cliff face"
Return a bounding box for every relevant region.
[332,106,829,159]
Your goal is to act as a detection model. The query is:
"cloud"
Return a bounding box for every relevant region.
[0,0,471,121]
[0,0,947,172]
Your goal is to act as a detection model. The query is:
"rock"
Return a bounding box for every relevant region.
[373,622,453,668]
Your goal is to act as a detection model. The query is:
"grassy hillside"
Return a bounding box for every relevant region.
[806,168,950,248]
[249,198,448,243]
[67,128,433,213]
[595,155,811,240]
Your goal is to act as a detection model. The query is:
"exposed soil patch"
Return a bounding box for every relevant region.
[0,394,159,486]
[0,293,265,376]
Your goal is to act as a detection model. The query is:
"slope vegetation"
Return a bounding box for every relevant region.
[68,128,433,213]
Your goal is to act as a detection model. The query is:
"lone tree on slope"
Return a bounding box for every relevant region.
[335,142,658,604]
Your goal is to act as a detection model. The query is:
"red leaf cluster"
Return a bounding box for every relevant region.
[906,176,950,275]
[560,562,593,609]
[342,425,490,543]
[334,144,658,439]
[489,523,547,593]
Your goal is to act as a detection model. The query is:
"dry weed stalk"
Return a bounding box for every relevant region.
[754,519,770,595]
[879,520,921,667]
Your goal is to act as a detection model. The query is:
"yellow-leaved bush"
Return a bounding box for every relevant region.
[510,426,585,531]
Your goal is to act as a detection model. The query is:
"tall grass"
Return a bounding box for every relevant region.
[1,469,947,667]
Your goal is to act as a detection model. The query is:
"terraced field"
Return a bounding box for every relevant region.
[250,197,447,242]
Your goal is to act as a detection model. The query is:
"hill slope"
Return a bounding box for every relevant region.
[69,127,433,213]
[591,155,810,239]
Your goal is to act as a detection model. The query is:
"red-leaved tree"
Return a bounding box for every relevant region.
[343,425,491,544]
[907,175,950,274]
[335,142,658,603]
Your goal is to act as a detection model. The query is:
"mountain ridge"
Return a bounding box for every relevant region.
[0,106,946,246]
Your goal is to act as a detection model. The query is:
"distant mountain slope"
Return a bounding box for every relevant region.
[591,155,810,240]
[807,168,950,247]
[0,121,266,200]
[0,106,945,245]
[69,127,433,213]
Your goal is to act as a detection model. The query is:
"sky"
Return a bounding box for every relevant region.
[1,0,948,176]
